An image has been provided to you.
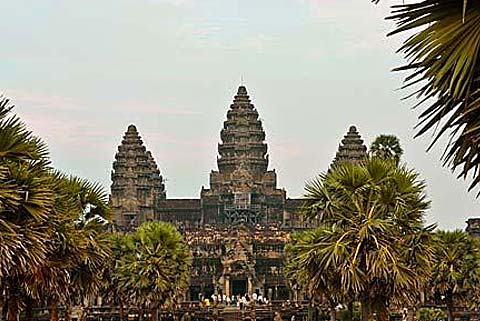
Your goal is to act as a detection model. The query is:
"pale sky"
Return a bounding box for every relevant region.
[1,0,478,230]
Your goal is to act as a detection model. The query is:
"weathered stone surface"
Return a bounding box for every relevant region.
[185,224,292,301]
[109,87,318,301]
[467,218,480,238]
[110,124,166,230]
[333,125,368,165]
[201,86,286,225]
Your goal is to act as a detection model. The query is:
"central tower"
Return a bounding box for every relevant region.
[200,86,286,225]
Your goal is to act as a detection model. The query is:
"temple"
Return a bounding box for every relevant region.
[110,86,368,301]
[200,85,289,226]
[467,218,480,238]
[333,125,368,165]
[110,125,166,231]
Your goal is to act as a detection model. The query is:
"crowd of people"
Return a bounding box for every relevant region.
[185,225,290,251]
[197,292,271,309]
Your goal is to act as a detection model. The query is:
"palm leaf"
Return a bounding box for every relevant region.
[384,0,480,193]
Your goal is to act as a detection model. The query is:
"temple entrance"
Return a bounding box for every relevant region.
[231,279,247,296]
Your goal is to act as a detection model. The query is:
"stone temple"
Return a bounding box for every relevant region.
[110,85,368,301]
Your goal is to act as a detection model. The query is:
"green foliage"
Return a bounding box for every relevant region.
[109,221,191,312]
[287,158,435,321]
[417,307,447,321]
[427,230,480,321]
[370,135,403,163]
[0,96,112,319]
[375,0,480,194]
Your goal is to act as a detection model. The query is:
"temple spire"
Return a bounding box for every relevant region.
[110,124,166,230]
[333,125,368,165]
[202,85,285,225]
[217,85,268,175]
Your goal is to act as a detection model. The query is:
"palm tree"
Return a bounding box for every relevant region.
[374,0,480,193]
[38,174,111,321]
[113,222,191,321]
[0,97,54,321]
[286,230,347,321]
[290,158,435,321]
[427,230,480,321]
[370,135,403,163]
[104,233,136,321]
[0,96,112,321]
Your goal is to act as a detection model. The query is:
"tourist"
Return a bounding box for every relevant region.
[274,312,283,321]
[257,293,263,305]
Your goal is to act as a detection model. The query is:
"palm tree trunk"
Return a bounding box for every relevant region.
[150,308,158,321]
[347,302,354,321]
[7,293,19,321]
[361,300,370,321]
[50,300,59,321]
[377,306,389,321]
[119,298,125,321]
[25,297,34,321]
[2,300,8,321]
[446,296,454,321]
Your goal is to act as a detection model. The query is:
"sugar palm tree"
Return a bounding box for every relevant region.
[292,158,435,321]
[370,135,403,163]
[286,230,347,321]
[374,0,480,193]
[0,96,52,278]
[0,97,54,321]
[114,222,191,321]
[104,233,136,321]
[427,230,480,321]
[38,174,111,321]
[0,96,112,321]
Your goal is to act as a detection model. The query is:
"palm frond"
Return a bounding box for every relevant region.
[385,0,480,194]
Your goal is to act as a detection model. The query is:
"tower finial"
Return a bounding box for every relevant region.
[332,125,367,166]
[240,75,244,85]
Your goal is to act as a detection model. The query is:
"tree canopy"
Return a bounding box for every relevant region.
[375,0,480,194]
[287,157,435,321]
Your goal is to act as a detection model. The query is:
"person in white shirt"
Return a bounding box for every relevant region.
[258,294,263,304]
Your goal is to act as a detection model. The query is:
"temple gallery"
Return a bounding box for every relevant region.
[109,86,368,301]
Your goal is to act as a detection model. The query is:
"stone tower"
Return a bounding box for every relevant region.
[333,125,368,165]
[201,86,286,225]
[110,124,166,230]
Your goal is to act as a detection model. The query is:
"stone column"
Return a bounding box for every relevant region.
[248,278,253,295]
[225,276,230,297]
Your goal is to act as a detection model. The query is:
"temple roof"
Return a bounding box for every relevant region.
[333,125,368,165]
[232,86,252,107]
[217,85,269,175]
[111,124,166,198]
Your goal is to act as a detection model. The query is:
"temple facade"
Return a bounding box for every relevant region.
[110,124,166,231]
[333,125,368,166]
[110,86,368,301]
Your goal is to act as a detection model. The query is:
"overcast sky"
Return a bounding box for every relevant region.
[1,0,478,230]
